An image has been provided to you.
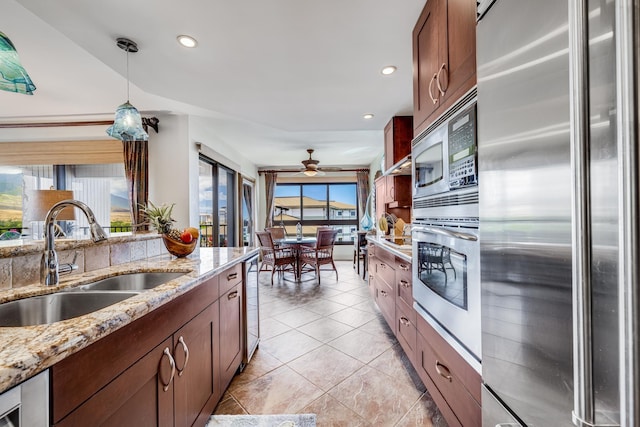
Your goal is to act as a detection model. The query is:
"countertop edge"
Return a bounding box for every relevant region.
[366,235,413,262]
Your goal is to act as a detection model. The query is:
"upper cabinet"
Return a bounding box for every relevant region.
[413,0,477,137]
[384,116,413,172]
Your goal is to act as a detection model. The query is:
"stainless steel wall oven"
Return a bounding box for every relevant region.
[411,89,480,370]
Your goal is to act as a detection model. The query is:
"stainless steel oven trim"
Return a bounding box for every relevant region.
[413,224,478,241]
[412,221,482,362]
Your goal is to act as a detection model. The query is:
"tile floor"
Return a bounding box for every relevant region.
[213,260,448,426]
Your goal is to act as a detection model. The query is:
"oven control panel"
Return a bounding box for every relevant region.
[448,104,477,190]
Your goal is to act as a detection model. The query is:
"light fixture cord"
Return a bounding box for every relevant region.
[126,47,130,102]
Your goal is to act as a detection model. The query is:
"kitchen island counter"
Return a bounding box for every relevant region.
[0,246,259,394]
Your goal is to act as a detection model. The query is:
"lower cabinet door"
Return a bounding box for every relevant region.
[53,337,175,427]
[219,283,243,390]
[174,302,220,427]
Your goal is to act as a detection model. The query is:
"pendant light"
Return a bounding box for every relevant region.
[0,31,36,95]
[106,38,148,141]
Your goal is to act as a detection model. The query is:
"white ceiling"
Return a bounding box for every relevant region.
[1,0,425,170]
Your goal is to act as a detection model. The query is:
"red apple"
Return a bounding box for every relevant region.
[180,229,193,243]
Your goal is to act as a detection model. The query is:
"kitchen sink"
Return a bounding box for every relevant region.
[0,291,140,327]
[68,271,185,292]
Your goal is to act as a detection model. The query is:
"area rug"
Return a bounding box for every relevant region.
[206,413,316,427]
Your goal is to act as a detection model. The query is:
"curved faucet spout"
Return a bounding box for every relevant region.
[42,199,108,286]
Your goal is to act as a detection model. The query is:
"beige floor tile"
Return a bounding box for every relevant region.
[259,317,292,340]
[227,348,284,391]
[368,344,426,394]
[213,392,247,415]
[327,365,423,426]
[301,299,349,316]
[325,291,369,306]
[230,365,324,415]
[288,345,364,391]
[296,317,354,343]
[395,393,449,427]
[272,307,323,328]
[302,393,370,427]
[328,307,378,328]
[260,329,322,363]
[328,327,394,363]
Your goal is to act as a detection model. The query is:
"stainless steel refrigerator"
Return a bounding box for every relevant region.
[477,0,639,425]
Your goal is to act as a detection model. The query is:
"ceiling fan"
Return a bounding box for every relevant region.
[300,148,325,176]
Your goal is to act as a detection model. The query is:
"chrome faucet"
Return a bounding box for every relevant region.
[42,199,108,286]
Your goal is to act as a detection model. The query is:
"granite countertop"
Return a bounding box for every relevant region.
[0,246,259,394]
[366,234,412,263]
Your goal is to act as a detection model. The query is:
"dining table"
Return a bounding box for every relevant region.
[275,236,317,280]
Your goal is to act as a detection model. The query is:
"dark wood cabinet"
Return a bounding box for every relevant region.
[384,116,414,171]
[219,283,242,391]
[173,303,220,427]
[415,313,481,427]
[413,0,477,136]
[384,175,412,209]
[51,262,248,427]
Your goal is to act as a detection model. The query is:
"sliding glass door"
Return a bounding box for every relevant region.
[199,156,236,247]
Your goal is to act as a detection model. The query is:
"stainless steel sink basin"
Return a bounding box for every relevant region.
[70,271,185,292]
[0,291,140,327]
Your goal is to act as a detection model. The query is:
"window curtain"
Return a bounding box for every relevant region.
[356,170,370,219]
[264,172,277,228]
[122,140,148,231]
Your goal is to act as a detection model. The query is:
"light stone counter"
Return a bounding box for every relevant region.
[366,234,412,263]
[0,246,259,394]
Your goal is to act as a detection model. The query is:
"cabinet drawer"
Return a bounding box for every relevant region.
[395,259,412,310]
[376,277,395,329]
[416,314,481,403]
[395,300,416,362]
[219,263,242,296]
[416,331,480,427]
[376,245,395,265]
[376,259,395,288]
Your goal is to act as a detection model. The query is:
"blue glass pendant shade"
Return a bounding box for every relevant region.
[106,101,149,141]
[0,31,36,95]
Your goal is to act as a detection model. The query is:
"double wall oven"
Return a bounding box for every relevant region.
[411,91,480,369]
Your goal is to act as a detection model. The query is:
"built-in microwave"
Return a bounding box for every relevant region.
[412,95,478,201]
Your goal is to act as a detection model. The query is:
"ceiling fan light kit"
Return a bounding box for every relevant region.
[300,149,325,176]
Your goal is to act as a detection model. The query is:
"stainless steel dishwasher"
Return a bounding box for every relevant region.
[0,370,49,427]
[241,254,260,369]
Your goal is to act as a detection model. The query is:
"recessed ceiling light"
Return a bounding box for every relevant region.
[177,35,198,48]
[363,113,374,120]
[381,66,397,75]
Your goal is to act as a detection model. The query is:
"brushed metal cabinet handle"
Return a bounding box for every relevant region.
[228,290,239,300]
[436,63,447,96]
[175,336,190,377]
[227,272,238,280]
[399,280,410,288]
[400,316,410,326]
[435,360,452,382]
[160,347,176,392]
[428,73,439,104]
[399,264,410,271]
[380,290,388,297]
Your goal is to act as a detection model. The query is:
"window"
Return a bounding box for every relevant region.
[199,156,236,247]
[273,183,359,244]
[0,164,129,238]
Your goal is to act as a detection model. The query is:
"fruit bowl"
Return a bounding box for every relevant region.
[162,235,197,257]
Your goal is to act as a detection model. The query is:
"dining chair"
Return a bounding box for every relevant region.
[265,226,288,248]
[298,228,339,284]
[256,231,297,285]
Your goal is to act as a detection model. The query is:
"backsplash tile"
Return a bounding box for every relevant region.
[84,245,110,272]
[0,259,10,289]
[12,253,42,287]
[0,235,163,288]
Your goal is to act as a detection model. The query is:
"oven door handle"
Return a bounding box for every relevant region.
[413,225,477,242]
